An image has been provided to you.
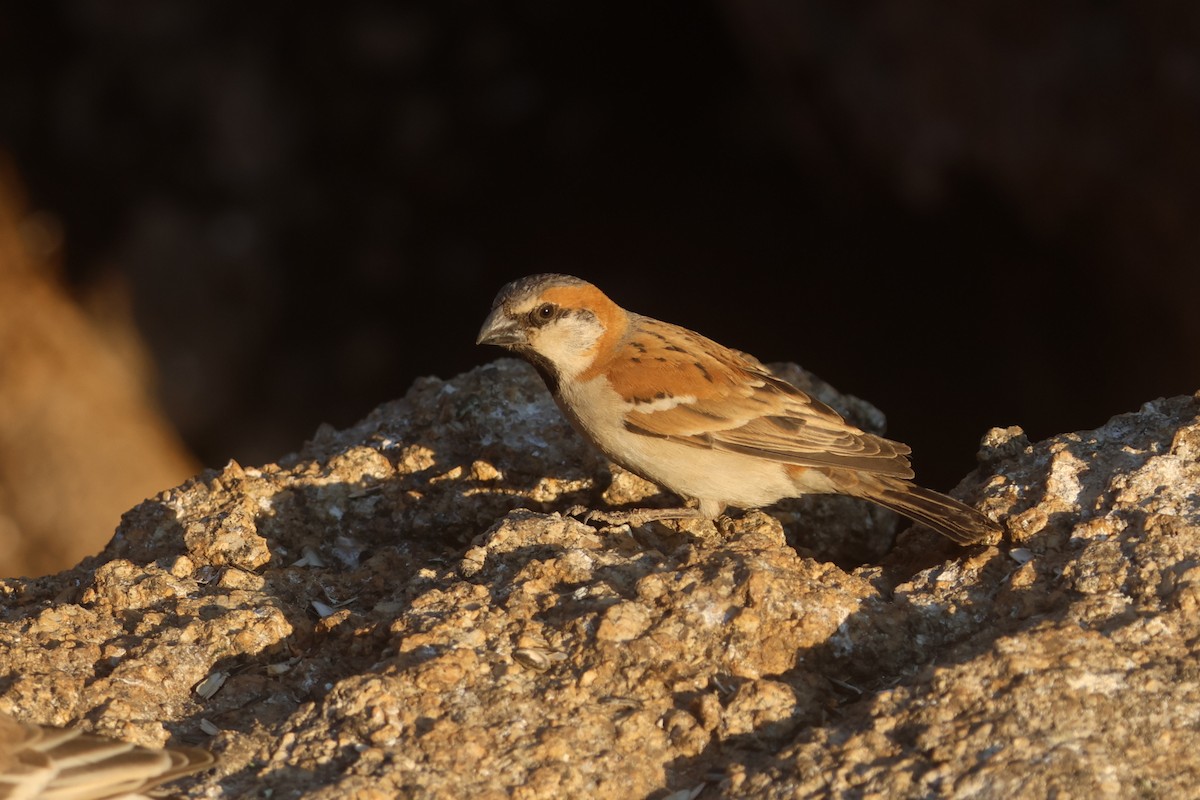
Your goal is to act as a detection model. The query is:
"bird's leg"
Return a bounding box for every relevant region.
[570,506,706,528]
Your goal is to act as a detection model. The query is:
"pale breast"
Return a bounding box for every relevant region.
[555,376,806,510]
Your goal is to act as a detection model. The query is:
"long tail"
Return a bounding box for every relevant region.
[854,475,1000,545]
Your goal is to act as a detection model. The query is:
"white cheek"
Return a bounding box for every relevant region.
[530,319,604,379]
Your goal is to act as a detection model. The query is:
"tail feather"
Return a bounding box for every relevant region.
[861,477,1000,545]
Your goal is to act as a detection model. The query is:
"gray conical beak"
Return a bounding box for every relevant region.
[476,308,525,347]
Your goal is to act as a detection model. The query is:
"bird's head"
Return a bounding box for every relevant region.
[477,274,625,388]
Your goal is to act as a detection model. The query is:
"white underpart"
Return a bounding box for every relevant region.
[556,374,814,517]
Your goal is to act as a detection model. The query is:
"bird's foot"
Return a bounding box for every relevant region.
[714,513,739,538]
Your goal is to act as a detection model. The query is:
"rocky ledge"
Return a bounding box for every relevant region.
[2,359,1197,798]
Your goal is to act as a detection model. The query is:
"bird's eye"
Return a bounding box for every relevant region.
[531,303,557,325]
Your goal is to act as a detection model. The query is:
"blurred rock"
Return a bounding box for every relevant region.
[0,163,197,577]
[0,359,1196,797]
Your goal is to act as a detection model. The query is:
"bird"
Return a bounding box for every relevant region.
[0,711,215,800]
[476,273,1001,544]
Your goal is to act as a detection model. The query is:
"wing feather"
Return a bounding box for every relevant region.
[615,318,914,478]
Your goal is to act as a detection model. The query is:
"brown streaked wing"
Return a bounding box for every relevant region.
[0,712,215,800]
[617,321,915,477]
[603,316,751,406]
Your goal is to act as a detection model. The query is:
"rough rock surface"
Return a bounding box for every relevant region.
[1,359,1197,798]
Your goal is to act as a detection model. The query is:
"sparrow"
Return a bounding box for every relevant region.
[0,711,215,800]
[476,274,1001,544]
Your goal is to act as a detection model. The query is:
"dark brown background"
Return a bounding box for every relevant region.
[3,1,1197,491]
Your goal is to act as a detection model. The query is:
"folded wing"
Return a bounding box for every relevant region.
[615,319,915,478]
